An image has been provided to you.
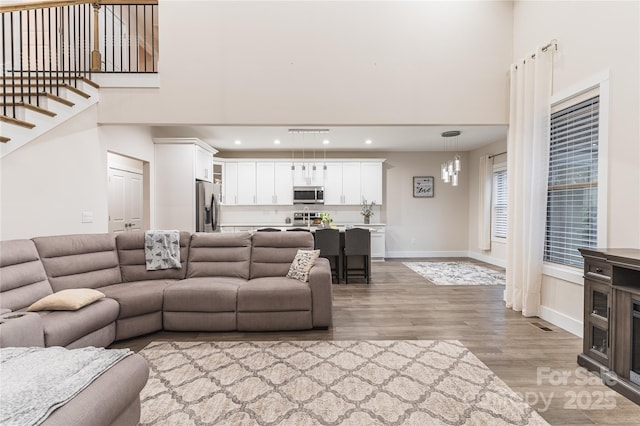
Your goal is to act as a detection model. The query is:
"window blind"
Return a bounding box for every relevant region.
[544,96,599,268]
[492,169,507,239]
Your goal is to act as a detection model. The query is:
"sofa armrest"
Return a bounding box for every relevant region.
[0,312,45,348]
[308,257,333,328]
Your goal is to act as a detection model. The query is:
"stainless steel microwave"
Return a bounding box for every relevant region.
[293,186,324,204]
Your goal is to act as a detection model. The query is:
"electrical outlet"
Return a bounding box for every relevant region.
[82,211,93,223]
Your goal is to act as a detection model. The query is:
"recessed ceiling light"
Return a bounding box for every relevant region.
[274,139,281,145]
[322,139,330,145]
[234,140,242,145]
[365,139,372,145]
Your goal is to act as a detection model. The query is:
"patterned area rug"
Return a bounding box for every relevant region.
[403,261,506,286]
[138,340,547,425]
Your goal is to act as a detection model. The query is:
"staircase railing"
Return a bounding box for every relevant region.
[1,0,158,118]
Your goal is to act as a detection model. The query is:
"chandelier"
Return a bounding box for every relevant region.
[440,130,461,186]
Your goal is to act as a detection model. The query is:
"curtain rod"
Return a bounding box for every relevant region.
[489,151,507,159]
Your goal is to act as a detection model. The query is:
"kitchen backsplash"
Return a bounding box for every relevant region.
[219,204,382,225]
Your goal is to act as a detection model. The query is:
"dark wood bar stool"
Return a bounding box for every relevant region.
[314,228,341,283]
[343,228,370,284]
[256,228,282,232]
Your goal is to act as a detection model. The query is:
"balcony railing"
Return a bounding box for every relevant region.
[1,0,158,117]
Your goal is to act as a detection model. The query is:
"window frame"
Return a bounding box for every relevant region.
[542,71,609,285]
[491,162,508,243]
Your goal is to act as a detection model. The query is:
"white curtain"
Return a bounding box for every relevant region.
[478,155,492,250]
[505,46,554,316]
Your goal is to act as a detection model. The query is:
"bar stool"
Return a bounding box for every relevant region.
[256,228,281,232]
[343,228,370,284]
[287,228,311,232]
[314,228,340,283]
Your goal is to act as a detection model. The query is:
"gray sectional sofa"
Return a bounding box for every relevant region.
[0,230,333,425]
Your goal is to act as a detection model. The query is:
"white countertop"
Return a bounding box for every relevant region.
[220,222,386,228]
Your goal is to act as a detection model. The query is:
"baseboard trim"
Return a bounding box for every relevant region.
[466,251,506,268]
[539,305,583,338]
[386,250,469,258]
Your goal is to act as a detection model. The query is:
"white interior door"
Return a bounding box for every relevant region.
[108,168,144,233]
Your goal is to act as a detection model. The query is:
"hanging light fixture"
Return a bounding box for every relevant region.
[441,130,461,187]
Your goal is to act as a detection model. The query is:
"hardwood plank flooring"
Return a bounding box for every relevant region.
[110,259,640,425]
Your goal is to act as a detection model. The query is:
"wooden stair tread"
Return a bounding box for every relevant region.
[0,115,36,129]
[1,92,74,107]
[0,102,57,117]
[0,136,10,143]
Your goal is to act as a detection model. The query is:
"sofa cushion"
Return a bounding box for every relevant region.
[99,281,171,319]
[39,298,119,347]
[250,232,314,279]
[237,277,312,312]
[164,277,243,312]
[116,231,191,282]
[33,234,122,292]
[0,240,53,311]
[186,232,252,279]
[27,289,105,312]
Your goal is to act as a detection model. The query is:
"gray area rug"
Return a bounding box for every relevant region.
[138,340,547,425]
[403,261,506,286]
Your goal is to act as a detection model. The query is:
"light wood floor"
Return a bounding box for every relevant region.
[111,259,640,425]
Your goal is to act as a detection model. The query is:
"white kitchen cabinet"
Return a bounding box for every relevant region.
[223,162,238,205]
[323,163,343,204]
[369,226,386,260]
[361,162,383,205]
[237,162,257,205]
[220,226,236,233]
[274,162,294,204]
[256,162,293,205]
[256,162,275,204]
[224,162,256,205]
[342,162,361,204]
[195,146,213,182]
[324,162,361,205]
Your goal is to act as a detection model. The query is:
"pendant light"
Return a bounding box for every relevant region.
[441,130,462,187]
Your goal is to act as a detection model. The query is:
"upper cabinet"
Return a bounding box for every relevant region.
[256,162,293,205]
[220,158,383,206]
[224,161,256,205]
[195,146,214,182]
[323,161,383,205]
[361,161,383,204]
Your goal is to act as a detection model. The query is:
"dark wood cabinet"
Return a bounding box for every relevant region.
[578,248,640,405]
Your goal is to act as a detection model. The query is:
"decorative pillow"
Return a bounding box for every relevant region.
[286,249,321,283]
[27,289,105,312]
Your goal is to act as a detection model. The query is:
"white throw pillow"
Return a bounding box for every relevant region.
[27,289,105,311]
[286,249,321,283]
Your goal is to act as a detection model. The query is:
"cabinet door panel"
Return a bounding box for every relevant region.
[237,162,257,205]
[274,162,293,205]
[361,162,382,205]
[223,162,239,205]
[256,162,276,204]
[342,162,361,204]
[323,163,343,204]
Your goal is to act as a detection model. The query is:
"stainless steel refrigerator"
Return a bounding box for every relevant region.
[196,180,221,232]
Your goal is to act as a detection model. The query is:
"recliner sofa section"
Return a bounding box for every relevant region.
[0,230,333,349]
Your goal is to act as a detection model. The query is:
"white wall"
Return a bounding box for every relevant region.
[467,140,508,267]
[513,0,640,334]
[98,1,513,126]
[0,111,156,240]
[0,106,105,240]
[384,152,469,257]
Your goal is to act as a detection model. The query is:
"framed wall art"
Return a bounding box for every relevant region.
[413,176,434,198]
